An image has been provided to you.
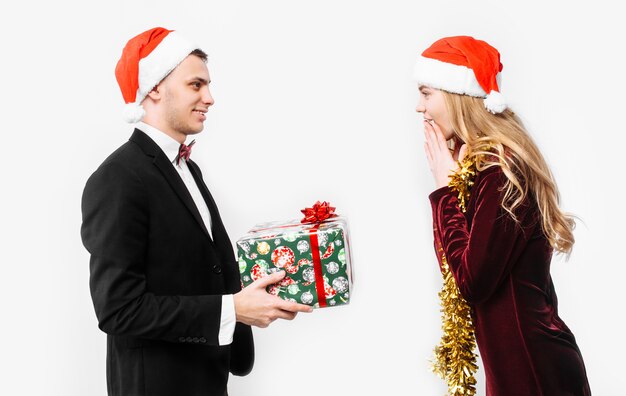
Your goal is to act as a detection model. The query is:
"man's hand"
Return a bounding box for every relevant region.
[234,271,313,328]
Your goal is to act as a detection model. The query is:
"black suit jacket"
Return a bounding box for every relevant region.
[81,129,253,396]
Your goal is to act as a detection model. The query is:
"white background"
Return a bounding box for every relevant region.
[1,0,623,394]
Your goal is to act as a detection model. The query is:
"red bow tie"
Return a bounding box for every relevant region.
[176,140,196,165]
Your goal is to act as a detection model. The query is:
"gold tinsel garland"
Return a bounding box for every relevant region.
[432,156,479,395]
[447,156,477,214]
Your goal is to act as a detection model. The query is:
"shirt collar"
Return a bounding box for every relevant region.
[136,122,191,164]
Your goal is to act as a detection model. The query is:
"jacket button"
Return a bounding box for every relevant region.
[212,265,222,274]
[179,337,186,343]
[200,337,206,343]
[192,337,199,343]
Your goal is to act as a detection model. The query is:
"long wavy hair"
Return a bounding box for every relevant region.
[441,91,576,255]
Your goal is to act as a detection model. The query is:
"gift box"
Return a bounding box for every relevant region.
[236,202,353,308]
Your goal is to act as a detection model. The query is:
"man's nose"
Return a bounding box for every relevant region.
[203,87,214,106]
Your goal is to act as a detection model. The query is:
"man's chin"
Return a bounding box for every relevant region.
[186,125,205,135]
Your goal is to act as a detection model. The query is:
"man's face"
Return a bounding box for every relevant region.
[158,55,213,137]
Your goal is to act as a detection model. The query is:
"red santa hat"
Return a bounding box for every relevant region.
[115,27,199,123]
[414,36,507,114]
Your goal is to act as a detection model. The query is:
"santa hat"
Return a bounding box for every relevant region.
[115,27,199,123]
[414,36,507,114]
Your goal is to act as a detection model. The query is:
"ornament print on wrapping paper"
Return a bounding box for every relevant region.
[238,226,349,307]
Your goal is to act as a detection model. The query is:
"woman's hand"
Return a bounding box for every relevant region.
[423,120,467,189]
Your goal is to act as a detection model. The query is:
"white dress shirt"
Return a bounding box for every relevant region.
[137,122,236,346]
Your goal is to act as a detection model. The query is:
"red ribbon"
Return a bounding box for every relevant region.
[308,225,326,307]
[301,201,337,224]
[301,201,338,307]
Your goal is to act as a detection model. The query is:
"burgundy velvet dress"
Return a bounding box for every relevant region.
[429,166,591,396]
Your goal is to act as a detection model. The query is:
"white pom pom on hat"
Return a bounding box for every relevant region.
[414,36,508,114]
[122,103,146,123]
[115,27,199,123]
[483,90,507,114]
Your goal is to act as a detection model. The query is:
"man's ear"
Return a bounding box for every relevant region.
[146,85,161,100]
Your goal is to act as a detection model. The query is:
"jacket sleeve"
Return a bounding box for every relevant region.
[429,169,534,304]
[81,161,223,346]
[229,322,255,376]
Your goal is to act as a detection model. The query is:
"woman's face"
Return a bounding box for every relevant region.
[416,86,454,140]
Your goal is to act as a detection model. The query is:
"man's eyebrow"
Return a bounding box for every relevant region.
[190,77,210,84]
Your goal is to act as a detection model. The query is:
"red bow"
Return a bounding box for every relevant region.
[176,140,196,165]
[300,201,337,224]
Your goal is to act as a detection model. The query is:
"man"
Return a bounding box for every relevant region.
[81,27,312,396]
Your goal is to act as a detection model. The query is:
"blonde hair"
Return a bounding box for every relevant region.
[441,92,576,255]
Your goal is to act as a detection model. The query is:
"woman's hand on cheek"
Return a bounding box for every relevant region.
[423,120,463,189]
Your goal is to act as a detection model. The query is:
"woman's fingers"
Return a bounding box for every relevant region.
[423,121,439,158]
[423,123,434,162]
[424,120,451,161]
[424,142,434,170]
[458,144,468,162]
[429,121,448,153]
[422,119,463,188]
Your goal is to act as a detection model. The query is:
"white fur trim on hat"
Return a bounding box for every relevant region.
[127,31,198,123]
[136,32,198,103]
[414,56,503,98]
[483,90,507,114]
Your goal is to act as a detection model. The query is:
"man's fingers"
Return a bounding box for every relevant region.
[273,310,298,321]
[253,270,286,288]
[277,299,314,313]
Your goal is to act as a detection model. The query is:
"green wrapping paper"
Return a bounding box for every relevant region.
[237,217,353,308]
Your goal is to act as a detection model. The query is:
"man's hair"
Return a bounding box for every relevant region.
[150,48,209,92]
[191,49,208,62]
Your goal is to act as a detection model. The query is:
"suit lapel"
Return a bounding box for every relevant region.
[186,160,234,257]
[129,129,213,242]
[186,160,242,291]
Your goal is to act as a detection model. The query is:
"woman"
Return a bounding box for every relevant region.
[415,36,591,395]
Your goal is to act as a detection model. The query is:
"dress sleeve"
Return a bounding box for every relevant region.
[428,169,534,304]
